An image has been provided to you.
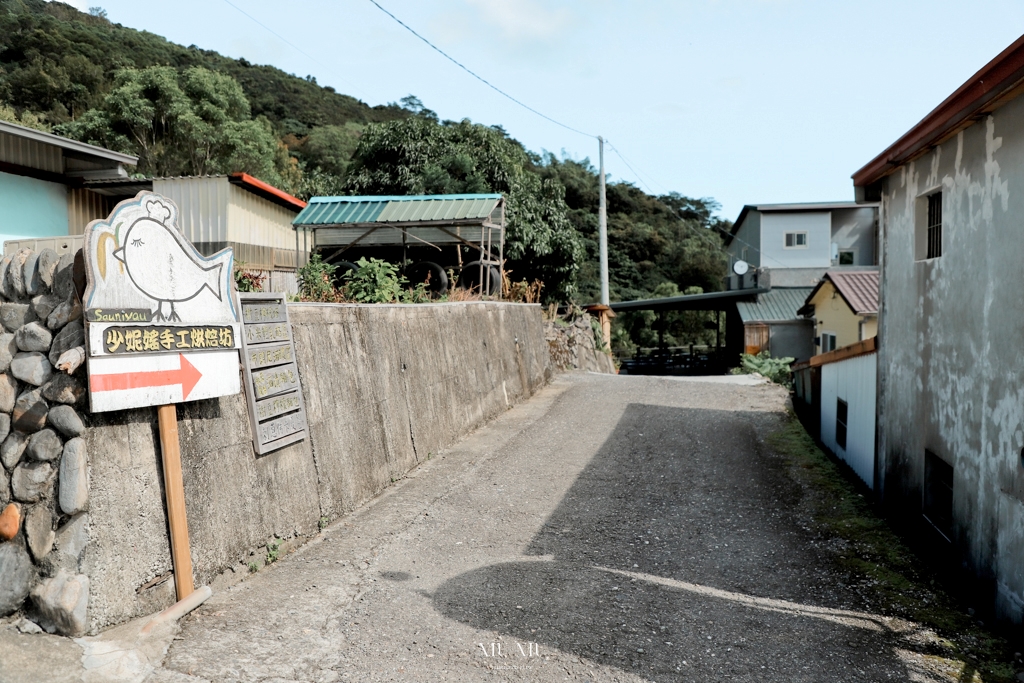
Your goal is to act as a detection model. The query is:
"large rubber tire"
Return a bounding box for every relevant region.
[458,261,500,295]
[406,261,448,294]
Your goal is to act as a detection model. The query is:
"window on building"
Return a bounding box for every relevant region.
[836,399,848,450]
[923,450,953,541]
[838,250,855,265]
[926,192,942,259]
[784,232,808,248]
[820,332,837,353]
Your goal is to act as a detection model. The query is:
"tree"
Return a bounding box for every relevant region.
[343,116,584,301]
[58,65,292,186]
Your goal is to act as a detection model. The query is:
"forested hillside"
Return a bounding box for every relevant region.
[0,0,731,333]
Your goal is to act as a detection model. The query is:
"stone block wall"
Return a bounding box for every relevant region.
[0,247,91,635]
[3,297,551,634]
[545,312,617,374]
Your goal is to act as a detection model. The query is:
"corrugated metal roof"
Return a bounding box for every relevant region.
[293,194,502,227]
[825,271,879,314]
[737,287,814,323]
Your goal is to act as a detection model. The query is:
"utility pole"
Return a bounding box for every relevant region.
[598,136,609,306]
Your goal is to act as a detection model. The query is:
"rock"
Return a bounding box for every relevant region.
[11,461,54,502]
[22,251,41,296]
[0,373,16,413]
[41,374,85,405]
[48,321,83,367]
[31,294,58,321]
[59,439,88,515]
[0,303,37,332]
[6,249,29,298]
[0,414,10,453]
[0,544,33,616]
[1,432,27,471]
[0,333,16,373]
[31,570,88,636]
[48,406,84,438]
[15,322,52,353]
[37,249,60,289]
[55,347,85,375]
[52,252,76,301]
[26,429,62,462]
[0,470,8,506]
[53,513,87,564]
[24,505,54,560]
[46,298,81,331]
[13,388,48,433]
[11,352,52,387]
[15,617,43,634]
[0,501,20,540]
[0,256,12,300]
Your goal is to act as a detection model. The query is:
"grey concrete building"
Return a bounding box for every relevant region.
[854,34,1024,623]
[725,202,878,288]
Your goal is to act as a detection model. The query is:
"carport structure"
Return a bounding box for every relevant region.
[607,287,767,374]
[292,193,505,296]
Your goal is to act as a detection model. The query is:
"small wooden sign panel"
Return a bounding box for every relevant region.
[238,292,309,454]
[82,192,241,413]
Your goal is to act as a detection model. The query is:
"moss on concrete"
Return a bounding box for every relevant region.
[768,413,1018,682]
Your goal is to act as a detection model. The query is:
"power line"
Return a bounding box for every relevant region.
[219,0,368,101]
[366,0,596,139]
[606,142,669,195]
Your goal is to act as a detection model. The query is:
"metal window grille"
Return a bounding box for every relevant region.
[836,399,848,450]
[926,193,942,258]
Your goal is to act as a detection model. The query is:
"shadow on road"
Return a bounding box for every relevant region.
[432,404,917,681]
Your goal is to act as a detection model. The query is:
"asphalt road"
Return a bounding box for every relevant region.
[140,373,928,682]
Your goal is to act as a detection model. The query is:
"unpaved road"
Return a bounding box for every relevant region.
[142,373,930,682]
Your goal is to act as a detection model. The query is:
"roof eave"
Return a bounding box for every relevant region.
[228,173,306,212]
[0,120,138,166]
[853,34,1024,188]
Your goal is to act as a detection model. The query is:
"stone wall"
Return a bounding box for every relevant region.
[0,248,90,635]
[2,298,551,634]
[545,312,617,374]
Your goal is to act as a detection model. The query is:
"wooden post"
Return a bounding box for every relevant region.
[157,403,194,600]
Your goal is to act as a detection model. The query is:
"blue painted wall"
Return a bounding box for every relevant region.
[0,171,68,245]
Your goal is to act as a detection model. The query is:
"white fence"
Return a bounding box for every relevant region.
[819,351,876,489]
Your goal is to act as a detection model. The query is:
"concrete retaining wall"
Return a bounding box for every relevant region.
[82,302,550,632]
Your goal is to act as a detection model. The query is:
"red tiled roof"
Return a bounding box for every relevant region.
[826,271,879,315]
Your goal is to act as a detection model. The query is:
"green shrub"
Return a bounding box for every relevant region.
[342,257,407,303]
[297,253,338,301]
[732,351,794,386]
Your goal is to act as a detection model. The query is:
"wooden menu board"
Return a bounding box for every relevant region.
[238,292,309,454]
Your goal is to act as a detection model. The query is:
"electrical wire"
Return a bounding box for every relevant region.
[606,142,667,195]
[219,0,369,101]
[366,0,596,139]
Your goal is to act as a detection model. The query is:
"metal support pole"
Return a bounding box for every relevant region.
[599,136,609,306]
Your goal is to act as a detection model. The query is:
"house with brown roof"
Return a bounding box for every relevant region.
[852,33,1024,623]
[798,270,878,354]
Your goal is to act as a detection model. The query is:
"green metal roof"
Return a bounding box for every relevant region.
[736,287,814,323]
[293,194,502,227]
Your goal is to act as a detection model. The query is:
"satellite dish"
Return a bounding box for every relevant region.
[733,260,749,276]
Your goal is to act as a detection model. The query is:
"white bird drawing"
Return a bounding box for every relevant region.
[112,200,224,322]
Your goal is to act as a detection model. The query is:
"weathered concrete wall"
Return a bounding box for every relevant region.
[877,97,1024,623]
[81,301,550,632]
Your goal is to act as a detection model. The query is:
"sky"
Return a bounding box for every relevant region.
[58,0,1024,221]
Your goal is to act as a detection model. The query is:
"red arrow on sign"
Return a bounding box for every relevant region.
[89,354,203,400]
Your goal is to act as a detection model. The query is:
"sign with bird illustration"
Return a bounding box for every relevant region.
[83,192,242,412]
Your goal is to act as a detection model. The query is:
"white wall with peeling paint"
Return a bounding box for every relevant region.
[877,95,1024,624]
